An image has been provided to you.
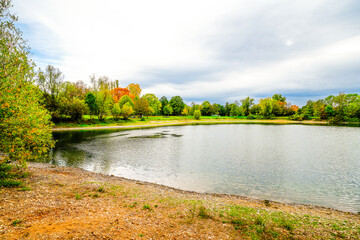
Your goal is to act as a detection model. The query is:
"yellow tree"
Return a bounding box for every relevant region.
[127,83,142,99]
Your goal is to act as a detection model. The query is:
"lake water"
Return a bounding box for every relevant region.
[49,124,360,213]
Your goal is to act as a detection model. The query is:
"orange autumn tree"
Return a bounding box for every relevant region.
[127,83,142,99]
[110,88,134,103]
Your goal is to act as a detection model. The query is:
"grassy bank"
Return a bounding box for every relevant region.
[1,163,359,239]
[53,115,328,131]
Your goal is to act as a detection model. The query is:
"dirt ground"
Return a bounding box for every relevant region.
[0,163,359,239]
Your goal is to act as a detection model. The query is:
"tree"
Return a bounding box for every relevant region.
[121,102,134,120]
[229,103,241,117]
[217,104,226,116]
[160,96,168,115]
[182,105,191,116]
[35,65,64,119]
[110,87,134,102]
[163,104,173,116]
[134,97,151,117]
[127,83,141,99]
[169,96,185,115]
[85,92,98,118]
[212,103,220,116]
[119,95,134,108]
[190,102,200,115]
[272,94,286,102]
[240,97,254,116]
[112,103,121,120]
[201,101,213,116]
[194,110,201,120]
[59,97,88,121]
[259,98,274,118]
[95,89,113,121]
[143,93,161,115]
[58,81,88,121]
[313,100,326,120]
[0,0,54,167]
[225,102,231,116]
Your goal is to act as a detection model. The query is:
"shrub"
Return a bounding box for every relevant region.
[247,114,256,119]
[194,110,201,120]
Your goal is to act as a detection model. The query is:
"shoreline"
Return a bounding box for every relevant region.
[1,162,359,239]
[53,119,328,131]
[35,163,356,215]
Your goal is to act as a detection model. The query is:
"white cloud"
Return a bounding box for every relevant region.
[13,0,360,105]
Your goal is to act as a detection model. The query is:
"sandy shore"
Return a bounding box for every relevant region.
[1,163,359,239]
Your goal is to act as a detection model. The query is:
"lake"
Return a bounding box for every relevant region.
[49,124,360,213]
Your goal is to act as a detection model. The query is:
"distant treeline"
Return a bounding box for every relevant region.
[36,65,360,123]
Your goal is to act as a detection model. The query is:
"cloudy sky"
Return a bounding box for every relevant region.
[13,0,360,106]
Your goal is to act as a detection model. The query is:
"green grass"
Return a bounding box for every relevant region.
[0,163,25,188]
[142,204,152,211]
[75,194,82,200]
[12,219,23,226]
[54,115,321,130]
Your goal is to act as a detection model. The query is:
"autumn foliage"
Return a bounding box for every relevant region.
[127,83,142,99]
[111,87,134,103]
[0,0,54,166]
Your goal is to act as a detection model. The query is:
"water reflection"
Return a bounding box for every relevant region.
[48,125,360,213]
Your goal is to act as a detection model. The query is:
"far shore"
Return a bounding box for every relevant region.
[53,118,329,131]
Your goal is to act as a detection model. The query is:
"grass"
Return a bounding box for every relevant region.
[12,219,23,226]
[75,194,82,200]
[97,186,105,193]
[54,115,321,129]
[142,204,152,211]
[0,163,26,188]
[51,115,332,135]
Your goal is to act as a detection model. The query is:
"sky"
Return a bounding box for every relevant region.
[13,0,360,106]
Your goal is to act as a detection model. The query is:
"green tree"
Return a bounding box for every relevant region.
[143,93,161,115]
[272,94,286,102]
[200,101,213,116]
[169,96,185,115]
[325,105,335,118]
[85,92,98,118]
[193,110,201,120]
[111,103,121,120]
[121,102,134,120]
[190,102,200,115]
[163,104,173,116]
[259,98,274,119]
[240,97,254,116]
[229,103,241,117]
[160,96,168,115]
[217,104,226,116]
[35,65,64,120]
[0,0,54,167]
[225,102,231,116]
[95,90,113,121]
[119,95,134,108]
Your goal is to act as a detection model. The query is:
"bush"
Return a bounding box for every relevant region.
[247,114,256,119]
[289,114,302,121]
[194,110,201,120]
